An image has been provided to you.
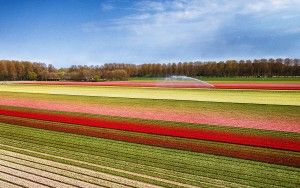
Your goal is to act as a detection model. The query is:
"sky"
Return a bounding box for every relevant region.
[0,0,299,67]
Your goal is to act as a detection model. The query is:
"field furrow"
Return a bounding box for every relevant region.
[0,143,201,188]
[0,164,81,188]
[0,179,23,188]
[0,169,52,188]
[0,150,160,188]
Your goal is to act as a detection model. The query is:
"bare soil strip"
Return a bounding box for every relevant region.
[0,179,23,188]
[0,144,199,188]
[0,161,103,188]
[0,152,238,188]
[0,165,80,188]
[0,154,144,188]
[0,145,242,188]
[0,171,50,188]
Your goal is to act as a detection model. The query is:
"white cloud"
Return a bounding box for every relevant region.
[90,0,299,32]
[81,0,300,63]
[101,3,114,12]
[135,1,166,12]
[243,0,298,13]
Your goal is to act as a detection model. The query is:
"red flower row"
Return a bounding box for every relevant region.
[0,108,299,152]
[0,115,299,167]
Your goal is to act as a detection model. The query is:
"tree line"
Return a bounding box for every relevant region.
[0,58,299,81]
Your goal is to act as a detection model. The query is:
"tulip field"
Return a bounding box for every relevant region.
[0,80,299,187]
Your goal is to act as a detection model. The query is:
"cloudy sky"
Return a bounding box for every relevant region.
[0,0,299,67]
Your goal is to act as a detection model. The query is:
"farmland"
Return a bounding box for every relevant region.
[0,80,299,187]
[2,0,300,186]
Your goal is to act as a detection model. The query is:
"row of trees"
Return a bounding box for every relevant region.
[0,58,299,81]
[0,61,59,81]
[134,58,299,77]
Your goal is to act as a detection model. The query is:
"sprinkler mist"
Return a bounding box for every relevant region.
[157,75,214,88]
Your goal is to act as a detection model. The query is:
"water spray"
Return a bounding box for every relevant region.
[164,75,214,88]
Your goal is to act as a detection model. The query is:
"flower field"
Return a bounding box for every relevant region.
[0,82,299,187]
[12,80,300,90]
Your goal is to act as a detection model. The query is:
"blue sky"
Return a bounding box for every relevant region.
[0,0,299,67]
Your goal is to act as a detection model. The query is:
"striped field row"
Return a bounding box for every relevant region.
[0,123,299,187]
[0,148,163,188]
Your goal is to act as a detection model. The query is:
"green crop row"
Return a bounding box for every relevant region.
[0,136,284,188]
[0,123,299,187]
[2,124,298,172]
[0,131,297,188]
[0,133,237,187]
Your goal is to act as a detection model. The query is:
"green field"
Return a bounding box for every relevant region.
[1,123,299,188]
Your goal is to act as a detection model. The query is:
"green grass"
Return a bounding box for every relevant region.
[1,84,299,105]
[0,123,299,188]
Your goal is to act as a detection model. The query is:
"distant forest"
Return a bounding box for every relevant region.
[0,58,299,81]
